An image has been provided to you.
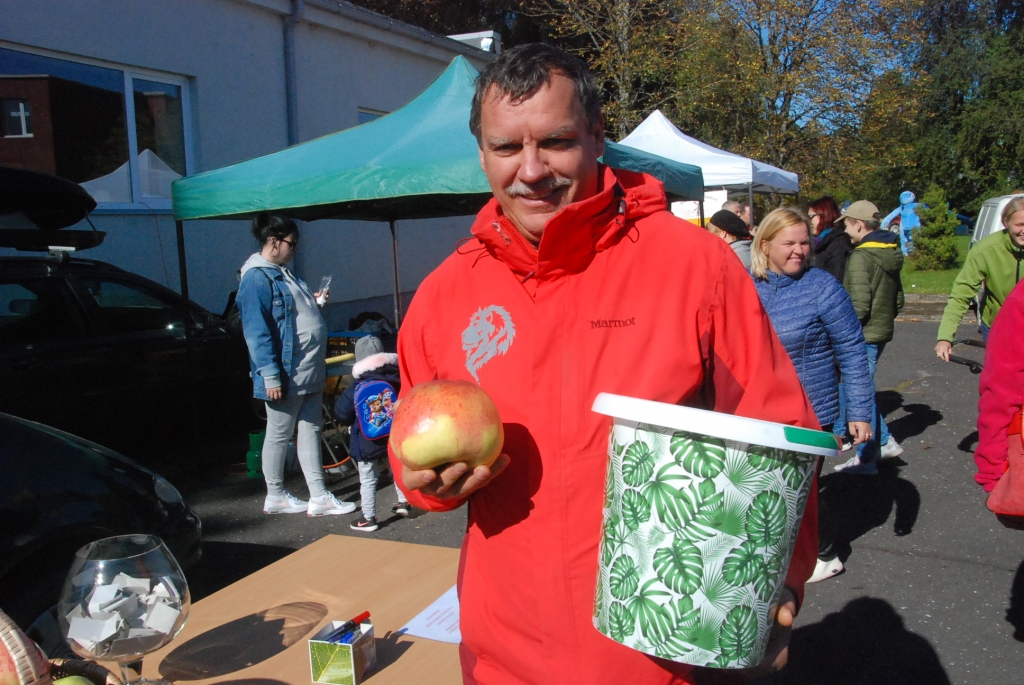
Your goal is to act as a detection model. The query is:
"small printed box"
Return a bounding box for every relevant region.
[309,620,377,685]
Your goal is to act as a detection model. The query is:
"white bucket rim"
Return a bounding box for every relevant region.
[592,392,839,458]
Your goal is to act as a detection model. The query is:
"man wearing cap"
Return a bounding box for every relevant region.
[391,43,821,684]
[707,209,754,268]
[835,200,905,474]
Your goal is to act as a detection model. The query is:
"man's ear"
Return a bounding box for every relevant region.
[478,144,486,172]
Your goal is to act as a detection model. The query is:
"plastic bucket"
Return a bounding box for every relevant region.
[591,393,838,668]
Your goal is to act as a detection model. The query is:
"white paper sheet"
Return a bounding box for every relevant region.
[399,585,461,644]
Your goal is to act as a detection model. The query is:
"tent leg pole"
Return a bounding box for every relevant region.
[748,184,754,231]
[175,219,200,451]
[698,200,705,227]
[390,219,402,328]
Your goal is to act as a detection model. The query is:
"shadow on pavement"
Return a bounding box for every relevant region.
[957,430,979,454]
[878,391,943,443]
[1010,560,1024,642]
[820,458,920,562]
[188,541,294,602]
[771,597,952,684]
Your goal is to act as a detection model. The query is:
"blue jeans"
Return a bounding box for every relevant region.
[835,342,891,462]
[980,321,990,343]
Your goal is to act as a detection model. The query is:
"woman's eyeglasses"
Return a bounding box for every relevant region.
[279,238,298,249]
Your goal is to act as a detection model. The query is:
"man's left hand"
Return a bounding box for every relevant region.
[745,586,796,675]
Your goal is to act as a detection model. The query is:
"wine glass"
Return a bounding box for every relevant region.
[57,535,190,685]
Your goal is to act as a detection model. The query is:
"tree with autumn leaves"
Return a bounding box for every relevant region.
[349,0,1024,223]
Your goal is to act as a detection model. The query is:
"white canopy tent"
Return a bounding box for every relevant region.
[619,110,799,223]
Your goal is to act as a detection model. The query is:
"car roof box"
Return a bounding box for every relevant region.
[0,166,97,231]
[0,228,106,252]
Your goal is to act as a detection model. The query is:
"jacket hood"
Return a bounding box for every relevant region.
[469,165,668,281]
[856,229,903,274]
[241,253,282,277]
[353,352,399,379]
[900,191,916,205]
[813,226,852,254]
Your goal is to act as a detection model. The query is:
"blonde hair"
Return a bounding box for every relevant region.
[750,207,811,280]
[1001,196,1024,228]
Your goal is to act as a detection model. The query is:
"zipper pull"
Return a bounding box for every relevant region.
[493,221,512,246]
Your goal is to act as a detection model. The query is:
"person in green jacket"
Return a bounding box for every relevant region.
[935,197,1024,360]
[834,200,906,474]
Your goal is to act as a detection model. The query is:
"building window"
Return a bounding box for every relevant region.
[2,99,32,137]
[0,45,192,209]
[358,108,388,125]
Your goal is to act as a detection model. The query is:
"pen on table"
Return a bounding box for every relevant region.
[325,611,371,642]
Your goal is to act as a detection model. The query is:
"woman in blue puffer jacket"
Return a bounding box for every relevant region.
[751,207,875,584]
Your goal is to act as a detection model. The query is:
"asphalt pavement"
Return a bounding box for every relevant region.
[177,320,1023,685]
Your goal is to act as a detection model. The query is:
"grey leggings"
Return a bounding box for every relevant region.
[357,459,408,520]
[263,392,329,499]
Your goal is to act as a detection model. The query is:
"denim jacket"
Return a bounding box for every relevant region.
[237,256,295,400]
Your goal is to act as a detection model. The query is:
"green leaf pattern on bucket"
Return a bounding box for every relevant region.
[594,424,818,669]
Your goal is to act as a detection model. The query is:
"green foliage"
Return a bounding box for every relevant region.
[670,431,726,478]
[912,185,962,270]
[623,440,655,486]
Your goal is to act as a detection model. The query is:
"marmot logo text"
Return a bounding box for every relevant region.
[591,317,636,329]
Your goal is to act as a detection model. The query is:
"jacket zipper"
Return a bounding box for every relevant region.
[492,219,540,281]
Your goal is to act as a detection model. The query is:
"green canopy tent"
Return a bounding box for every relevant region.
[170,56,703,326]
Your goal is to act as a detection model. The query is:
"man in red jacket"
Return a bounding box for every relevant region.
[390,44,820,684]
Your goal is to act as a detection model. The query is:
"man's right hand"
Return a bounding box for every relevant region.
[266,386,282,401]
[935,340,952,362]
[401,454,511,501]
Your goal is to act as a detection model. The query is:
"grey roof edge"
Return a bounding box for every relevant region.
[304,0,497,61]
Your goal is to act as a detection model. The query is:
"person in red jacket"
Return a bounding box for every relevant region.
[975,279,1024,491]
[389,44,820,684]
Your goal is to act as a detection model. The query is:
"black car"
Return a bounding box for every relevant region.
[0,412,201,642]
[0,253,258,471]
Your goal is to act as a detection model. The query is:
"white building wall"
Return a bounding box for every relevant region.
[0,0,488,323]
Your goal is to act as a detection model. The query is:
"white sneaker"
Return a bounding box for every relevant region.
[264,491,308,514]
[307,493,357,517]
[833,456,878,475]
[807,557,844,583]
[881,437,904,458]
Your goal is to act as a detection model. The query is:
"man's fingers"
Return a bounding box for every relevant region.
[402,465,436,491]
[433,462,469,495]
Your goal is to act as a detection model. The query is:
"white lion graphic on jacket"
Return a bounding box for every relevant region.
[462,305,515,382]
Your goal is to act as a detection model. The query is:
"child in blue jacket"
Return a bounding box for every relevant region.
[333,336,410,531]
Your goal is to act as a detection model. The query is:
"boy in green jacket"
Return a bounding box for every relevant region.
[935,197,1024,359]
[835,200,906,474]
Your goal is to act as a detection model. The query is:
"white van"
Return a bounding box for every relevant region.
[972,193,1024,247]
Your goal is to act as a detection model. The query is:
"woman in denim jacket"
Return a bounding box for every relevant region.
[237,214,355,517]
[751,208,874,584]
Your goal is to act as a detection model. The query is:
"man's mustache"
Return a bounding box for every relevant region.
[505,176,572,198]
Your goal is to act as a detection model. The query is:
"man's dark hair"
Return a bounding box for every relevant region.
[469,43,602,145]
[251,212,298,245]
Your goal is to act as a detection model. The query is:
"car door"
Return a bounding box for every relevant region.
[0,274,116,441]
[68,274,195,466]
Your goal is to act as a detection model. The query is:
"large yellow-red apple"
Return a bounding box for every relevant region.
[391,380,503,470]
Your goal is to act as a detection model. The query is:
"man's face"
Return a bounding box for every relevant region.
[477,74,605,245]
[740,206,752,226]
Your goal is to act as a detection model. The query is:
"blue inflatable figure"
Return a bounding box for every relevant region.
[881,190,922,255]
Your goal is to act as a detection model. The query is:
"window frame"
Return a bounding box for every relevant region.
[0,41,195,214]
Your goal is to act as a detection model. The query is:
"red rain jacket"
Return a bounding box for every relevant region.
[391,166,819,684]
[976,279,1024,491]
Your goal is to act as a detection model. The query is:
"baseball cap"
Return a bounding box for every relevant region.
[839,200,881,223]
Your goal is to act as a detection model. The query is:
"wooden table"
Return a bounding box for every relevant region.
[143,535,461,684]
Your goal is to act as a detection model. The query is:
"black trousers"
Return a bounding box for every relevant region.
[816,423,836,561]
